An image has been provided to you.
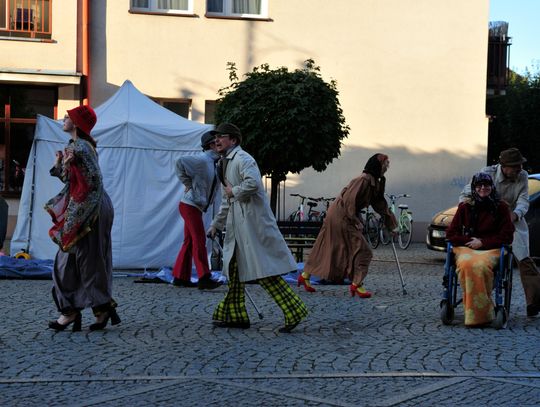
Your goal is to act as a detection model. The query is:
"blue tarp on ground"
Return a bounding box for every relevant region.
[0,256,54,279]
[0,259,348,285]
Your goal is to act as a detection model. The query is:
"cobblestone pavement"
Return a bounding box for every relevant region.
[1,243,539,406]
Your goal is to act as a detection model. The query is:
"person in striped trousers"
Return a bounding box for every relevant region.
[207,123,307,332]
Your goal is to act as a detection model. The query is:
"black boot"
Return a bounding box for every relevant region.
[90,302,121,331]
[198,274,223,290]
[173,278,197,287]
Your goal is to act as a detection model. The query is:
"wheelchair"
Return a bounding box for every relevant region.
[440,242,514,329]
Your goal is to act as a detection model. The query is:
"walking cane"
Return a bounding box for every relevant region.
[209,235,264,319]
[390,239,407,295]
[244,287,264,320]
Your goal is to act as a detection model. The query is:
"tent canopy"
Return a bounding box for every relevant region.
[11,80,216,268]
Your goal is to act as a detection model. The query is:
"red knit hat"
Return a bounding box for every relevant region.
[67,105,97,135]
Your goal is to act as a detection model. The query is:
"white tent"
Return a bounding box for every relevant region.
[11,80,216,269]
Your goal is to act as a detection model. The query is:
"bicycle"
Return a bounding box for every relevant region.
[317,197,335,220]
[288,194,321,221]
[379,193,413,249]
[360,206,380,249]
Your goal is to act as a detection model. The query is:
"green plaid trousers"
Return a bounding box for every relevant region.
[213,255,308,326]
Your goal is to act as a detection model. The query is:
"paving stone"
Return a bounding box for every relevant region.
[1,243,539,405]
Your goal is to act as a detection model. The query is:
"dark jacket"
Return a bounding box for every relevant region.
[446,200,514,249]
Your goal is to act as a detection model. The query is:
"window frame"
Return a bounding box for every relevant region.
[152,97,192,119]
[130,0,194,16]
[204,100,217,124]
[0,84,57,197]
[0,0,53,40]
[206,0,268,19]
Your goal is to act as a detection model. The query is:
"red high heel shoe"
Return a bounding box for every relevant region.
[350,283,372,298]
[297,273,316,293]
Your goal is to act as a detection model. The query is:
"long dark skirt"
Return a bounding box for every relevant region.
[52,192,114,314]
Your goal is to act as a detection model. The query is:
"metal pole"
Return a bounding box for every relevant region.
[210,235,264,319]
[245,287,264,320]
[26,140,39,254]
[390,240,407,295]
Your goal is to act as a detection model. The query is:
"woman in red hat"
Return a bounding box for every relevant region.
[45,105,120,332]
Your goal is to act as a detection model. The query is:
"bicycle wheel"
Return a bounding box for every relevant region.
[379,219,391,245]
[366,215,380,249]
[398,213,413,249]
[288,211,300,222]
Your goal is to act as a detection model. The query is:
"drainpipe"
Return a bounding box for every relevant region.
[82,0,90,104]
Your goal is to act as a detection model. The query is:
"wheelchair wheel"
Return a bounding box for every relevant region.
[493,306,508,330]
[504,262,513,312]
[440,300,454,325]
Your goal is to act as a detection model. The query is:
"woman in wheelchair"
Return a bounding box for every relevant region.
[446,172,515,326]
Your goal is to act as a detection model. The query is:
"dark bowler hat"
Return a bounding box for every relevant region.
[499,148,527,166]
[210,123,242,142]
[200,131,216,149]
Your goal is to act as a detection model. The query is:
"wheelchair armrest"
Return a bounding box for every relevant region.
[501,244,513,256]
[444,241,454,270]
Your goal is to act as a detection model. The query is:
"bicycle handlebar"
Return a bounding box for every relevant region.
[290,193,325,202]
[385,193,411,202]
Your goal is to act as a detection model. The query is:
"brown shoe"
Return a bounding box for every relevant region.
[527,304,540,317]
[213,320,250,329]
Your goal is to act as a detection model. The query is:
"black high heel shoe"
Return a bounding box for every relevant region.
[48,312,82,332]
[89,308,121,331]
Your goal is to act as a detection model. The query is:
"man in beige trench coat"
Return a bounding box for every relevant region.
[206,123,308,332]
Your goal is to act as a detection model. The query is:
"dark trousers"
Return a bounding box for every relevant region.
[518,257,540,307]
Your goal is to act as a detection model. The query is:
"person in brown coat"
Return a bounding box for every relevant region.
[298,153,397,298]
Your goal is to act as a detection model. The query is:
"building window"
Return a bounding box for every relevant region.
[153,98,191,118]
[131,0,194,15]
[0,84,57,196]
[0,0,52,39]
[206,0,268,18]
[204,100,216,124]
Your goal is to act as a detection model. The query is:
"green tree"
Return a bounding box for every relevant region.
[487,67,540,172]
[215,59,350,213]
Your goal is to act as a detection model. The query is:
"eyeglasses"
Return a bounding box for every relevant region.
[475,184,492,189]
[216,134,230,139]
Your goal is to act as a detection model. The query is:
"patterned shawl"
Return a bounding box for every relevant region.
[45,139,103,251]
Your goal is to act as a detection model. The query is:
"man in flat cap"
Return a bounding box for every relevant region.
[461,147,540,317]
[172,131,222,289]
[207,123,308,332]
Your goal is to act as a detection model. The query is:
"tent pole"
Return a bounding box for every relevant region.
[26,140,38,254]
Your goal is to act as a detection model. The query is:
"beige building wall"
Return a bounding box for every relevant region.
[2,1,78,72]
[92,0,490,235]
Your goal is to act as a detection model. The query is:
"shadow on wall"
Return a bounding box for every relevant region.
[90,1,120,106]
[280,144,485,229]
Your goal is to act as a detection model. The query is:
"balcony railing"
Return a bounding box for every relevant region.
[0,0,52,39]
[487,21,511,97]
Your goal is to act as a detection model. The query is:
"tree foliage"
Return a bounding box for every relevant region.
[487,67,540,172]
[215,60,349,212]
